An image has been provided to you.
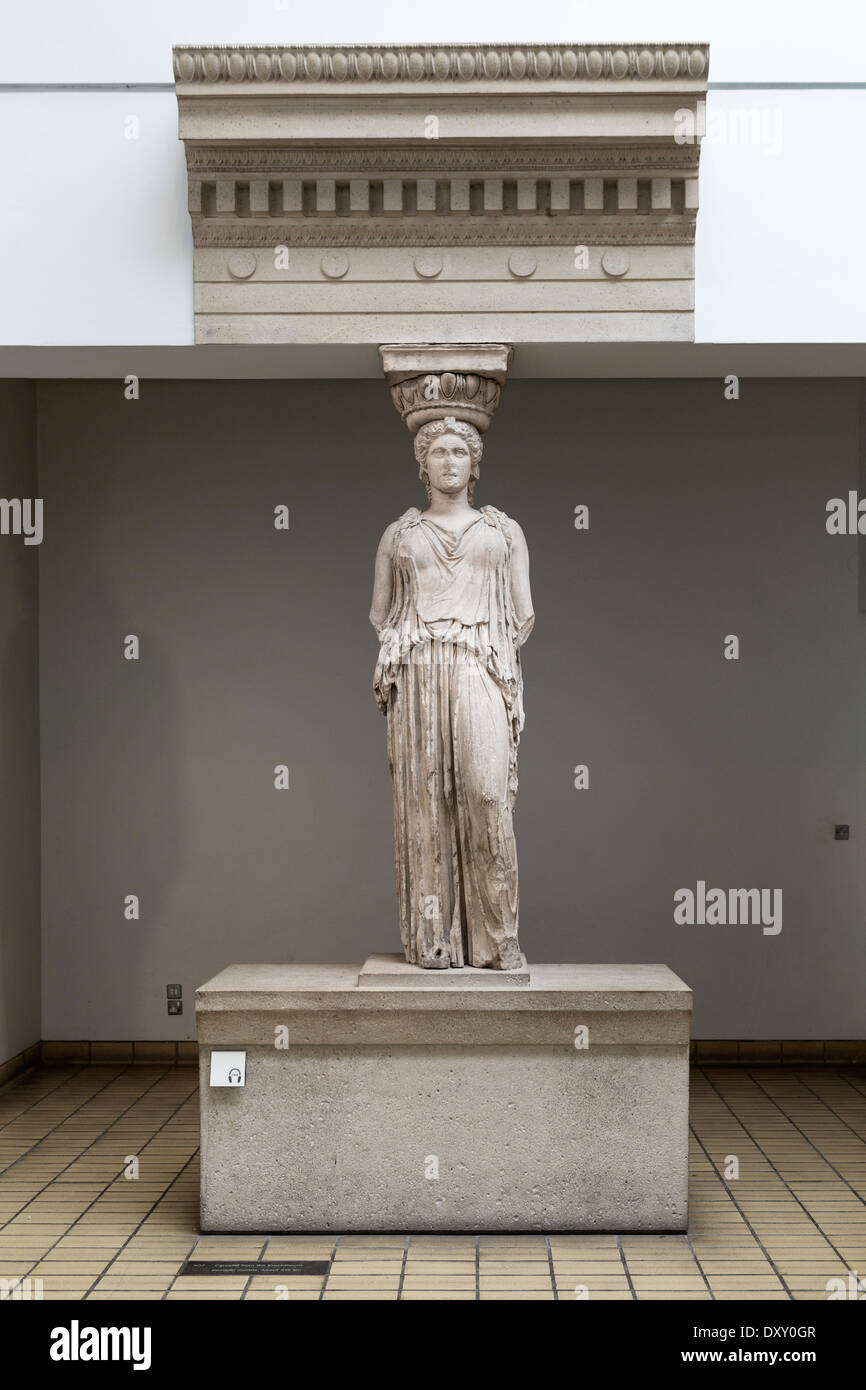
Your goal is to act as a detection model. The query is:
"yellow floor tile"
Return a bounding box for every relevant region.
[401,1290,476,1300]
[479,1291,555,1300]
[321,1291,399,1300]
[245,1289,321,1300]
[401,1276,477,1289]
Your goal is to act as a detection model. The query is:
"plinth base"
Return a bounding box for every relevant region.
[196,962,692,1232]
[358,951,530,988]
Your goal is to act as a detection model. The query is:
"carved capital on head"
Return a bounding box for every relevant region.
[380,343,512,433]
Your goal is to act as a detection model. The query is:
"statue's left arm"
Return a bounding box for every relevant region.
[509,519,534,646]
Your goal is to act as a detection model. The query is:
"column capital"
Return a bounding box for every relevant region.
[379,343,512,434]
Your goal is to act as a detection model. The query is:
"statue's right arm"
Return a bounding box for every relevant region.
[369,520,400,635]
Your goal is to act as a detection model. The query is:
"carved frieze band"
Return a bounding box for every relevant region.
[173,43,709,85]
[185,144,701,176]
[191,218,696,250]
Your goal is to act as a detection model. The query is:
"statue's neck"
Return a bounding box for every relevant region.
[426,490,473,517]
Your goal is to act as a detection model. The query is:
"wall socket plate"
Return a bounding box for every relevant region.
[209,1051,246,1087]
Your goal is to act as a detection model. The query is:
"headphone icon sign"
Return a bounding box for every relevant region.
[228,1067,242,1084]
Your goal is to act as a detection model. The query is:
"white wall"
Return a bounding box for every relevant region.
[3,0,864,84]
[0,0,864,348]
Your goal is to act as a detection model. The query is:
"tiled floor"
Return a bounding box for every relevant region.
[0,1064,863,1301]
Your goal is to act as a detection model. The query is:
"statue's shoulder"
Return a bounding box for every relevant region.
[481,505,513,538]
[393,506,421,533]
[481,507,528,554]
[381,507,421,549]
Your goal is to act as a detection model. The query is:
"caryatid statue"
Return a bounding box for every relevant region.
[371,353,533,970]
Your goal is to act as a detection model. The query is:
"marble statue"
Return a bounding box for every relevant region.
[370,414,533,969]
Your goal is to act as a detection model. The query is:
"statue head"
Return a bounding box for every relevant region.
[414,416,483,504]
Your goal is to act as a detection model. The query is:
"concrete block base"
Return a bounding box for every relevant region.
[196,962,692,1232]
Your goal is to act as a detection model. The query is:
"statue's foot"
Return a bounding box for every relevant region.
[493,941,522,972]
[418,944,451,969]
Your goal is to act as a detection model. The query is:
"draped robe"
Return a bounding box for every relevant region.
[373,505,531,968]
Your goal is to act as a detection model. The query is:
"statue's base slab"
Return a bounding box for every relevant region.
[196,962,692,1233]
[358,951,530,988]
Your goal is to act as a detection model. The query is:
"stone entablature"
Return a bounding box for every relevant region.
[173,42,708,346]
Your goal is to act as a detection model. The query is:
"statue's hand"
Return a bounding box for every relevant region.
[373,627,399,715]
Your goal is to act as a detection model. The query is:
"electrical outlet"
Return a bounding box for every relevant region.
[166,983,183,999]
[834,824,850,841]
[167,999,183,1016]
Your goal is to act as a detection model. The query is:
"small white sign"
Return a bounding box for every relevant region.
[209,1051,246,1087]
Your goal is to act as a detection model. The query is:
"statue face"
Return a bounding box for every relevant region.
[424,432,473,494]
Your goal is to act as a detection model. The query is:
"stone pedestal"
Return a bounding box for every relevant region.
[196,961,692,1232]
